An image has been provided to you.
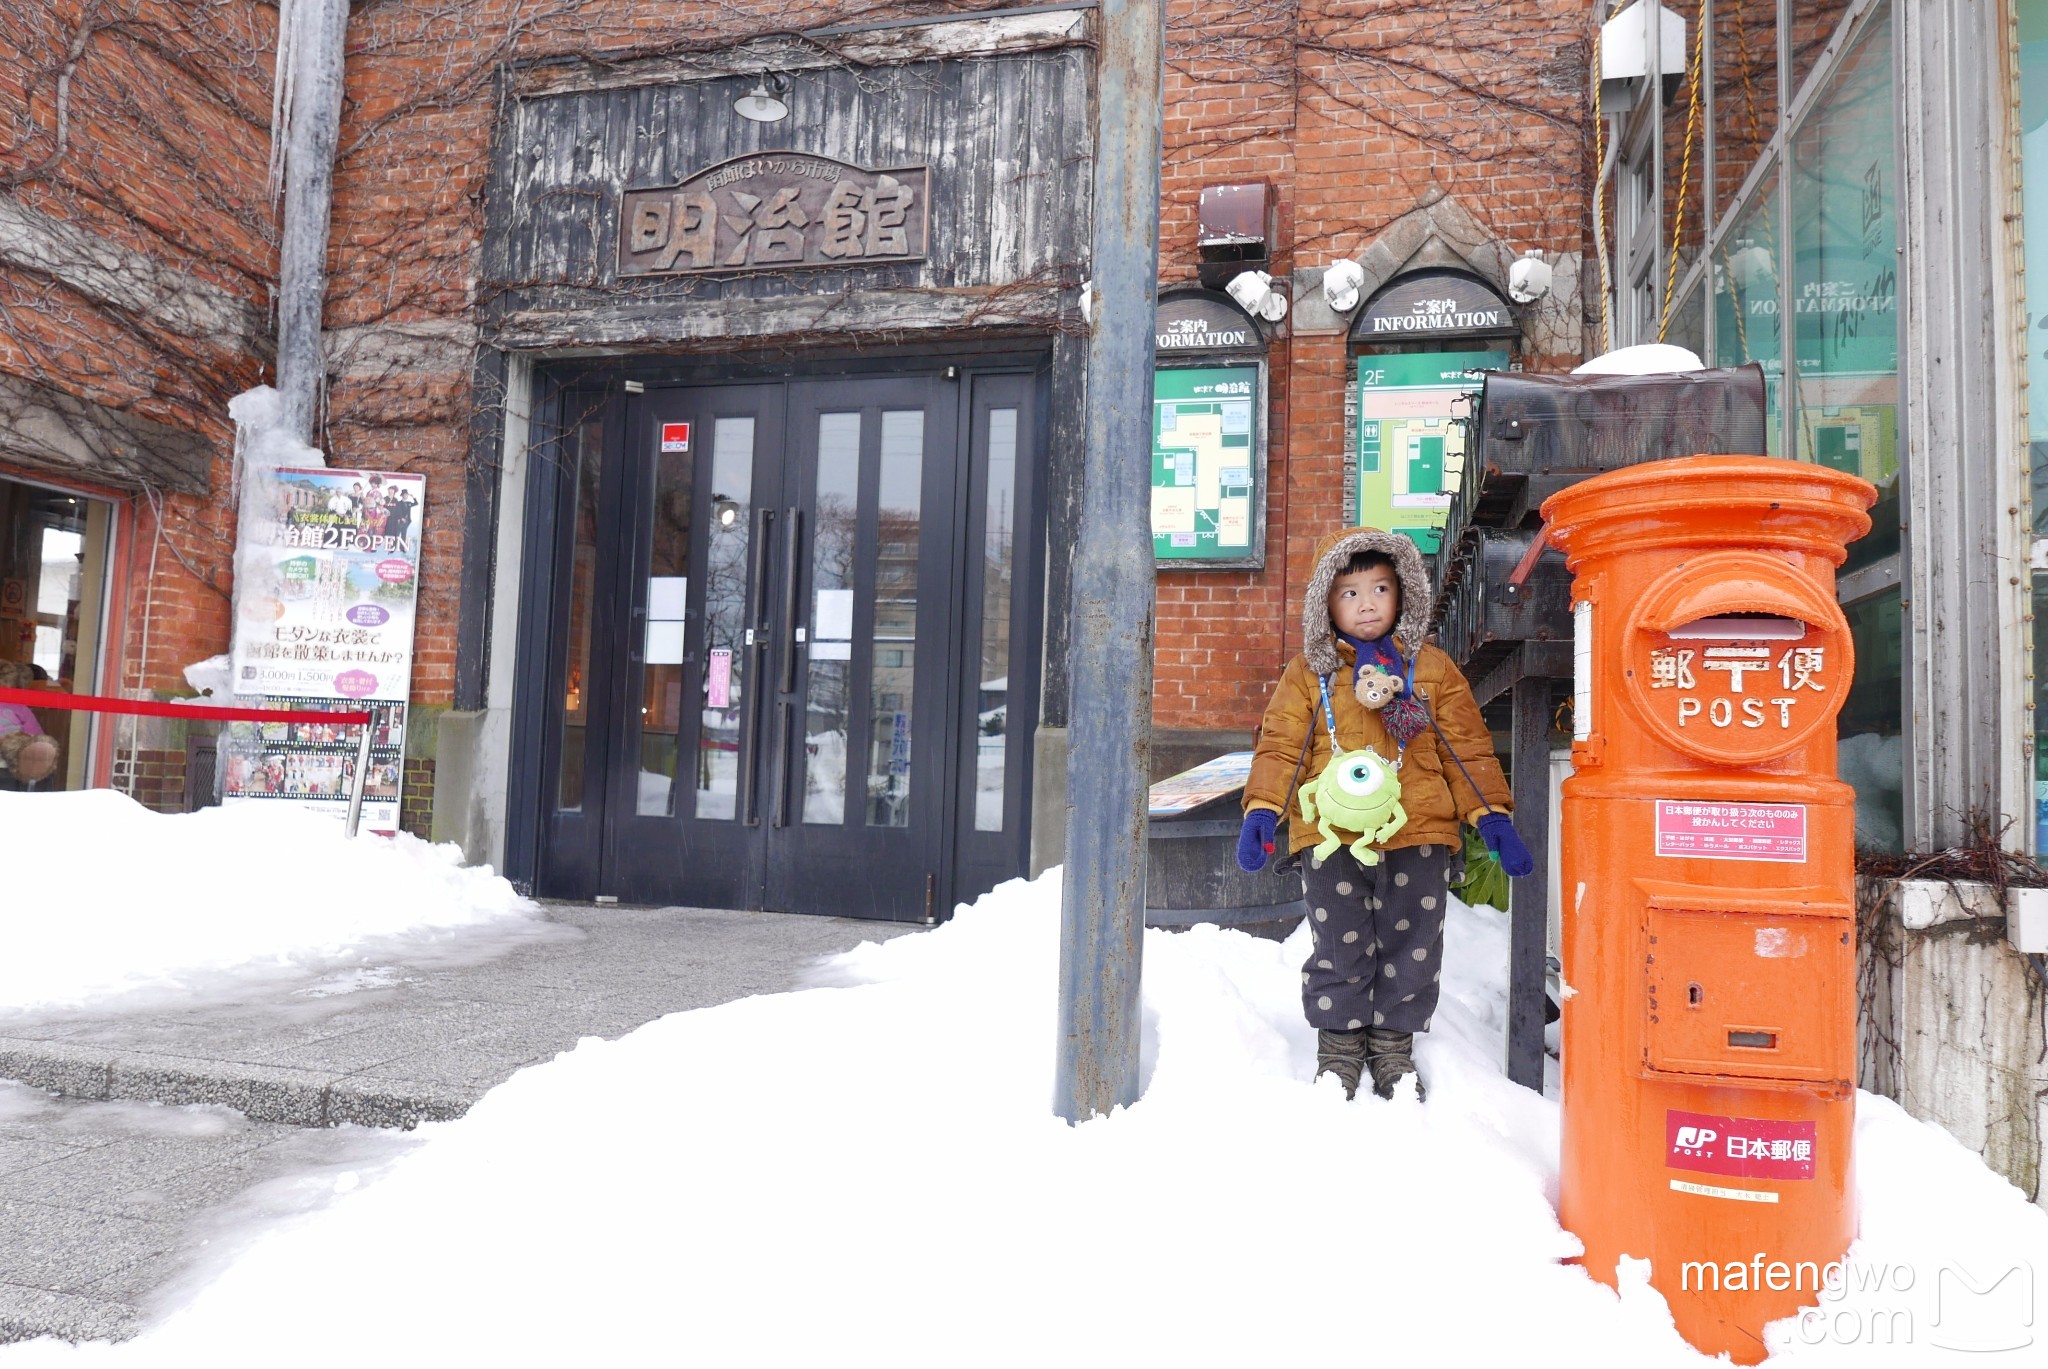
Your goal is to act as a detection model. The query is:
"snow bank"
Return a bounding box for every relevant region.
[4,869,2042,1365]
[0,790,540,1016]
[1573,343,1706,376]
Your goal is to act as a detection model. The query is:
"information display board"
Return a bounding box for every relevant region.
[1354,350,1505,554]
[1151,362,1265,568]
[225,466,425,832]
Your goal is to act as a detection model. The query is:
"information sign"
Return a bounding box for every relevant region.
[1353,351,1504,554]
[1151,363,1264,567]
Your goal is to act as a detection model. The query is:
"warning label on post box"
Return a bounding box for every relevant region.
[1654,800,1807,862]
[1668,1109,1817,1181]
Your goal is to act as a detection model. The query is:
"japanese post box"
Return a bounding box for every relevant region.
[1541,455,1876,1364]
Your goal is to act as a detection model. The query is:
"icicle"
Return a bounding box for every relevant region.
[270,0,299,200]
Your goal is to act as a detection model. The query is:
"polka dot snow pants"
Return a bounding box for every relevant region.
[1299,842,1452,1033]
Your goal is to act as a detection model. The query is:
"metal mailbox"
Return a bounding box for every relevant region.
[1542,454,1876,1364]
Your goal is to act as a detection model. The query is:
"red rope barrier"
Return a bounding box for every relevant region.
[0,687,370,726]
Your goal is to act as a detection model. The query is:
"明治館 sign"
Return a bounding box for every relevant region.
[223,467,425,832]
[619,153,930,275]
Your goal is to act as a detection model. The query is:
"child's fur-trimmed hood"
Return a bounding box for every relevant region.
[1301,526,1433,675]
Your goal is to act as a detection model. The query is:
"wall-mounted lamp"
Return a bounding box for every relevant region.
[734,73,790,123]
[1225,269,1288,323]
[1507,249,1553,304]
[712,496,742,529]
[1321,259,1365,313]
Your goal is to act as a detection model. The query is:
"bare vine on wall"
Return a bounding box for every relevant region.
[0,0,1592,635]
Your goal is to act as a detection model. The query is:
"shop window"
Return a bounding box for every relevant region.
[1666,280,1706,360]
[2020,0,2048,846]
[0,477,112,792]
[1789,5,1897,573]
[1712,0,1779,218]
[1838,589,1903,853]
[1788,0,1856,103]
[1711,160,1781,451]
[1659,0,1708,338]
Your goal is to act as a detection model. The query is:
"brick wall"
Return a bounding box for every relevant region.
[8,0,1593,785]
[400,757,436,841]
[0,2,273,695]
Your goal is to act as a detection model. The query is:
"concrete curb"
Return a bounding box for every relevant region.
[0,1038,471,1130]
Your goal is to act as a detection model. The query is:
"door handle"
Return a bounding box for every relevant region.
[771,507,804,826]
[779,505,804,696]
[627,605,645,665]
[739,506,774,828]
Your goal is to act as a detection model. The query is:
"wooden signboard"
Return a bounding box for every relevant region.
[619,153,931,277]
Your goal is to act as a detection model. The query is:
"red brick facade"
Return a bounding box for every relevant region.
[2,0,1591,803]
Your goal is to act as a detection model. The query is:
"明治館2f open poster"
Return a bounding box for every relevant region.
[224,467,425,833]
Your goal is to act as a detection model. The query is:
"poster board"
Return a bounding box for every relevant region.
[1353,351,1506,554]
[224,467,425,832]
[1151,362,1266,568]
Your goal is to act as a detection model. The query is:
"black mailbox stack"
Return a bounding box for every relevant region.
[1428,361,1770,1091]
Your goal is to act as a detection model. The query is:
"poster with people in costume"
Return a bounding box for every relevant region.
[224,468,424,832]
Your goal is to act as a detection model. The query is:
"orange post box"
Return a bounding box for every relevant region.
[1541,455,1876,1363]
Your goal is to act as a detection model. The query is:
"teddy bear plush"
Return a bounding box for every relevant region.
[0,661,61,788]
[1352,663,1402,710]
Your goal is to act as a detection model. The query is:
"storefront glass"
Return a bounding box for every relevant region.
[2020,0,2048,847]
[1839,588,1904,851]
[1789,5,1898,572]
[1661,0,1707,326]
[1712,160,1781,450]
[1712,0,1778,218]
[0,476,112,792]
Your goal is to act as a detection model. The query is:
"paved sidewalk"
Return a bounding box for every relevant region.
[0,903,921,1344]
[0,904,920,1130]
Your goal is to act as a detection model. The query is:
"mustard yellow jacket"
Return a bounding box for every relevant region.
[1243,640,1511,855]
[1241,525,1511,855]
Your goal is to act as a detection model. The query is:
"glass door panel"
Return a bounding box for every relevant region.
[803,413,861,825]
[952,373,1042,910]
[635,426,694,816]
[556,410,606,812]
[866,410,924,828]
[767,377,958,920]
[694,417,757,821]
[974,406,1018,832]
[599,383,784,910]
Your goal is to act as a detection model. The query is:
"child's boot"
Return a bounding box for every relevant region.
[1315,1028,1368,1099]
[1365,1028,1426,1101]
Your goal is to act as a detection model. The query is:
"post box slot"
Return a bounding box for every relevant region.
[1642,905,1852,1084]
[1664,613,1806,640]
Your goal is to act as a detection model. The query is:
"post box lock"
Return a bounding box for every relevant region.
[1619,552,1854,766]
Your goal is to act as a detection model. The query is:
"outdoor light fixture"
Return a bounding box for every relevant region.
[1508,249,1553,304]
[1322,259,1365,313]
[1225,268,1288,323]
[712,496,741,529]
[733,73,789,123]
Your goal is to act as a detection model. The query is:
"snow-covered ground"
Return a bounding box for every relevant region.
[1,790,543,1017]
[2,859,2043,1365]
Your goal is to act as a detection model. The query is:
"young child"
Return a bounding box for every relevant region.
[1235,526,1534,1101]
